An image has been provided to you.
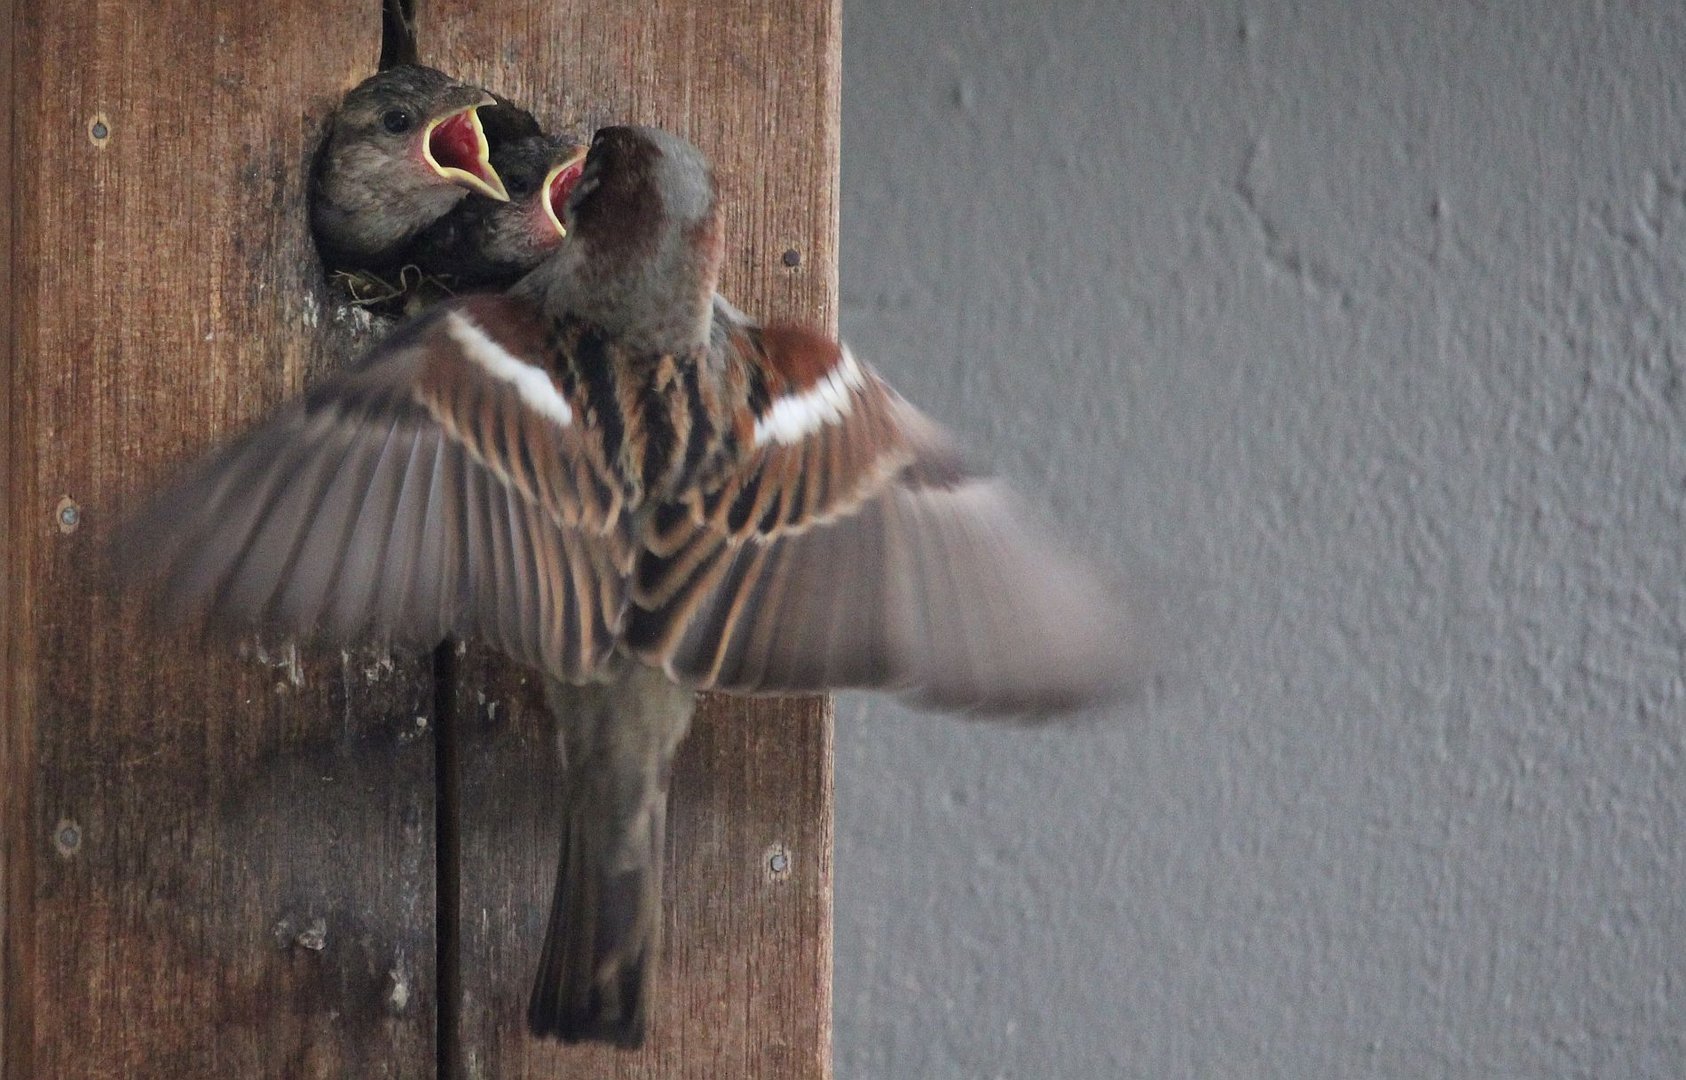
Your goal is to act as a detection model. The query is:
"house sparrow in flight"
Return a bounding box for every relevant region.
[129,125,1127,1047]
[310,65,510,274]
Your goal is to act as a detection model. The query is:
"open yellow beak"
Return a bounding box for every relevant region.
[539,143,591,238]
[422,102,509,202]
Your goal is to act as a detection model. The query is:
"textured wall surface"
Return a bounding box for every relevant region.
[835,2,1686,1076]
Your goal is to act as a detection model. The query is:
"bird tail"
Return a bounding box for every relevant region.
[527,784,669,1046]
[528,668,695,1047]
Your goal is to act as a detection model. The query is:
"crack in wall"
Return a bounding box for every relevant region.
[380,0,418,70]
[1235,136,1354,311]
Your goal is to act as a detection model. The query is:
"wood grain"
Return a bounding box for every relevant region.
[1,0,22,1074]
[3,2,839,1075]
[2,4,440,1075]
[420,1,840,1075]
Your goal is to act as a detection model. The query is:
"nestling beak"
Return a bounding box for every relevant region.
[540,144,590,239]
[422,99,510,201]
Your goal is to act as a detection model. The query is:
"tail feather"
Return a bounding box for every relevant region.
[529,667,694,1047]
[527,794,667,1047]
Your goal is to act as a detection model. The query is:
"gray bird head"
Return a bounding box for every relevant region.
[563,126,719,249]
[517,125,722,354]
[419,135,587,288]
[311,65,510,269]
[497,134,589,244]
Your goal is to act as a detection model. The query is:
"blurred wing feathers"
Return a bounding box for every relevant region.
[628,325,1126,713]
[126,294,622,680]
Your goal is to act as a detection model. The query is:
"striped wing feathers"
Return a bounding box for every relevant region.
[628,322,1126,714]
[128,294,623,680]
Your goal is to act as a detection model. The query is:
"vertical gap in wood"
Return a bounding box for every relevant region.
[432,641,462,1079]
[380,0,417,69]
[0,0,29,1072]
[381,3,461,1073]
[381,3,455,1072]
[393,5,461,1072]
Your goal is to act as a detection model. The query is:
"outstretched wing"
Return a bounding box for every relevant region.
[626,321,1127,714]
[125,293,627,681]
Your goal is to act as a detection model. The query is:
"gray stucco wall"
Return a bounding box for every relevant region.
[835,2,1686,1076]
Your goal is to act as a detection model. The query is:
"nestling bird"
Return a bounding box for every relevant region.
[473,93,547,148]
[409,133,589,289]
[310,65,510,274]
[127,126,1127,1047]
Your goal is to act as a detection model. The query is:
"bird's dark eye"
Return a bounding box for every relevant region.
[381,109,413,134]
[507,174,536,197]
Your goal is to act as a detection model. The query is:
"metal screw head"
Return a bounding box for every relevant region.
[765,843,792,880]
[781,248,801,268]
[55,496,81,533]
[88,114,111,146]
[54,819,82,856]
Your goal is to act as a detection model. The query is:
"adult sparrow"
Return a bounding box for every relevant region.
[130,125,1126,1047]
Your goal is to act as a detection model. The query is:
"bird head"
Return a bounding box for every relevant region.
[330,65,510,202]
[508,126,722,353]
[562,126,721,276]
[432,135,587,288]
[492,135,588,255]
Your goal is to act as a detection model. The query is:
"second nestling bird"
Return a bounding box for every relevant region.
[409,132,590,290]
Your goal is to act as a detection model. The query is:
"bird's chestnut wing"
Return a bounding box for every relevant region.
[124,294,625,681]
[626,323,1128,715]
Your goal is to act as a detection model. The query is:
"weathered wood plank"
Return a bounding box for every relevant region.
[420,1,840,1075]
[1,0,24,1075]
[3,4,440,1076]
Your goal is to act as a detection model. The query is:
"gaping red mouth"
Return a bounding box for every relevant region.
[423,107,509,201]
[540,149,589,239]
